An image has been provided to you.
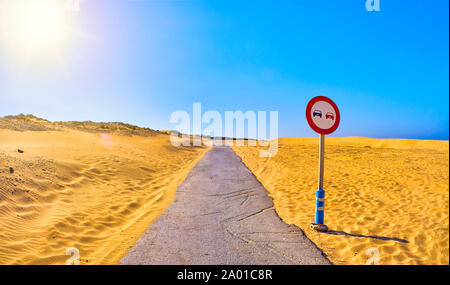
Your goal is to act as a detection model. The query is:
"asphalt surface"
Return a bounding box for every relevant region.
[119,146,331,265]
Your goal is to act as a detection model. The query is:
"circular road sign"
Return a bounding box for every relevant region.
[306,96,340,135]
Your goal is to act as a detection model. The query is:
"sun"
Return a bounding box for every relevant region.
[0,0,72,58]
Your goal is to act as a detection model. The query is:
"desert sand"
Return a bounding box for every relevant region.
[232,137,449,265]
[0,115,208,264]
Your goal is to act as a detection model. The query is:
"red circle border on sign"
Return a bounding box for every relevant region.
[305,96,340,135]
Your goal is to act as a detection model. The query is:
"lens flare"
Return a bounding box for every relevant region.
[0,0,72,58]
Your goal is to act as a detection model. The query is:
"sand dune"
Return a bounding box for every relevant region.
[0,115,209,264]
[233,137,449,265]
[1,115,447,265]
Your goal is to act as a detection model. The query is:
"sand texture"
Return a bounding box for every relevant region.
[232,137,449,265]
[0,115,208,264]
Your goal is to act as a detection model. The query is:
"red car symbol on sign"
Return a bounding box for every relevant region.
[325,112,334,120]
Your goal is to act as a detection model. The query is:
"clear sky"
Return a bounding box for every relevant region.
[0,0,448,139]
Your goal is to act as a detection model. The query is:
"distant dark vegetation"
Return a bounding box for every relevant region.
[2,114,259,141]
[0,114,164,137]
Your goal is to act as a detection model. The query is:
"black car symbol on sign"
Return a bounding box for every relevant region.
[313,110,322,118]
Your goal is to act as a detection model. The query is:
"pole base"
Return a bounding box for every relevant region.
[311,223,328,232]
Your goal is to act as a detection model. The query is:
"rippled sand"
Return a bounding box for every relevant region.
[233,137,449,265]
[0,118,208,264]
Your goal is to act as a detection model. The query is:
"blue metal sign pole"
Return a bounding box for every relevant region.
[312,134,328,232]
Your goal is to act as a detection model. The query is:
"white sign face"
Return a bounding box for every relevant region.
[310,101,337,130]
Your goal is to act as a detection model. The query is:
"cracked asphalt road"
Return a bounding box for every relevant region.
[119,146,331,265]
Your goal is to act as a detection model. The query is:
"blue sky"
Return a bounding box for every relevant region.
[0,0,448,139]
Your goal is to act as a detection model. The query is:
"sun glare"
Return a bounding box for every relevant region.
[0,0,72,58]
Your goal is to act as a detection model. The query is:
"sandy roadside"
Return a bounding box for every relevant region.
[233,137,449,265]
[0,126,209,264]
